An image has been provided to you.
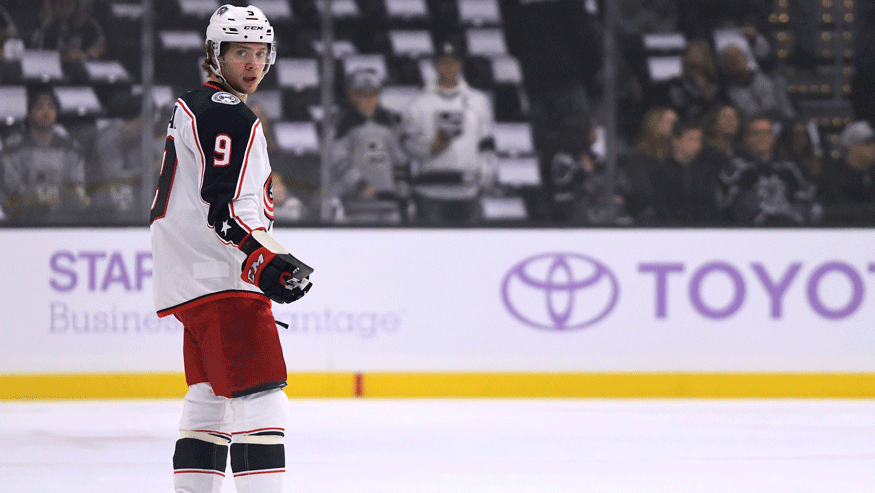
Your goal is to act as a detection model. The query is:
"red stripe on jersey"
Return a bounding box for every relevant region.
[234,119,261,200]
[205,82,224,92]
[177,100,209,208]
[229,201,257,235]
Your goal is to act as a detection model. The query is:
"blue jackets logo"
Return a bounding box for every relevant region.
[212,92,241,105]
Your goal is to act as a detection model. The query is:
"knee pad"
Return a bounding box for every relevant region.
[173,431,231,475]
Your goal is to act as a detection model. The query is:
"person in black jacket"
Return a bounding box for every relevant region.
[650,119,724,226]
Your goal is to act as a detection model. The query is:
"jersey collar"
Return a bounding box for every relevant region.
[205,81,228,92]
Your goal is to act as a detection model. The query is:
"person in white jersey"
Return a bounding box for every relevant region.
[401,38,496,223]
[149,5,312,492]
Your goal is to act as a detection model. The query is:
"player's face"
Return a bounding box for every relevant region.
[219,42,269,96]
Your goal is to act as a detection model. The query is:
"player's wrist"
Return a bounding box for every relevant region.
[238,233,261,256]
[238,228,271,256]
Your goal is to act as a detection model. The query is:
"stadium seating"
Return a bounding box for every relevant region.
[0,0,862,226]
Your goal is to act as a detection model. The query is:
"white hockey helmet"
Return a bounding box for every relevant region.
[206,5,277,76]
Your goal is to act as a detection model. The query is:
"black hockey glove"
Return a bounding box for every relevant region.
[241,247,313,304]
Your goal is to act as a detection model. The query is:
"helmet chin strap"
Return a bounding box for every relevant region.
[211,64,226,84]
[210,57,245,99]
[210,62,230,88]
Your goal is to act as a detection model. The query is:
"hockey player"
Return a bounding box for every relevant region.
[401,39,496,223]
[149,5,312,493]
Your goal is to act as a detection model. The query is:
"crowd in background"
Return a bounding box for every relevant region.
[1,0,874,227]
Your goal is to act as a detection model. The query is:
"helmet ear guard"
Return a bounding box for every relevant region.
[206,4,277,80]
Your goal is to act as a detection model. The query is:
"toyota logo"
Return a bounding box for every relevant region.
[501,253,619,331]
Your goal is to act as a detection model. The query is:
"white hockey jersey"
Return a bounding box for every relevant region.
[150,82,275,316]
[401,80,495,186]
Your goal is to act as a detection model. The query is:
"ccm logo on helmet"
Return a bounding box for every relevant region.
[243,26,264,30]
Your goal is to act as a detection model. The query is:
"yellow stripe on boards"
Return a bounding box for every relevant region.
[1,372,873,400]
[0,373,188,400]
[361,373,875,398]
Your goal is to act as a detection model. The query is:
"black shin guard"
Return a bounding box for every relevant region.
[173,437,229,475]
[230,442,285,476]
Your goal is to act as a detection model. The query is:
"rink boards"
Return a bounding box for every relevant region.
[1,227,874,398]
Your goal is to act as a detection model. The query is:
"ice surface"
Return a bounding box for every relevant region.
[0,399,873,492]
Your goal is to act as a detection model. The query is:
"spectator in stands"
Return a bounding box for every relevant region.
[270,171,306,223]
[401,39,495,224]
[0,85,88,224]
[650,118,723,226]
[817,121,875,225]
[701,103,743,161]
[662,39,724,124]
[88,94,146,224]
[31,0,106,63]
[620,106,679,222]
[635,107,679,161]
[550,111,632,225]
[718,44,796,123]
[776,118,823,182]
[719,112,820,226]
[330,68,411,222]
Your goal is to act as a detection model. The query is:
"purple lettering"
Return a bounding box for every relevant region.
[381,312,401,333]
[143,313,160,333]
[72,310,88,333]
[689,262,745,319]
[93,311,108,333]
[807,262,863,319]
[49,251,77,292]
[638,263,684,318]
[751,262,802,318]
[135,251,152,290]
[358,313,377,339]
[101,252,131,291]
[77,251,106,291]
[50,301,68,332]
